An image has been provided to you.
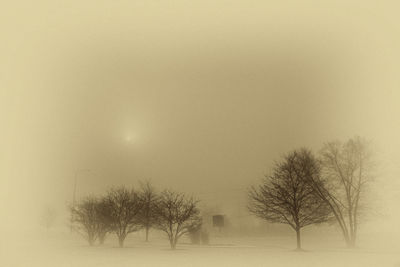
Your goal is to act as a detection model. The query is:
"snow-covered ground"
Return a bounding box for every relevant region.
[2,229,400,267]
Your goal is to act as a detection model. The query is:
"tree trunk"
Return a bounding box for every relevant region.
[145,226,149,242]
[99,233,106,245]
[88,234,95,246]
[296,228,301,250]
[340,231,354,248]
[170,236,177,250]
[347,236,356,248]
[118,235,126,248]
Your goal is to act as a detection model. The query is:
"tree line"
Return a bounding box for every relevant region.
[248,136,373,250]
[71,136,373,251]
[70,182,201,249]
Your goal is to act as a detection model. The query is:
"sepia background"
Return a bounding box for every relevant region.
[1,1,400,266]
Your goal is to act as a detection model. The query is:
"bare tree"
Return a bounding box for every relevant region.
[138,181,158,242]
[102,187,144,247]
[70,196,103,246]
[95,198,113,245]
[97,224,109,245]
[306,137,373,248]
[154,190,202,249]
[248,149,332,250]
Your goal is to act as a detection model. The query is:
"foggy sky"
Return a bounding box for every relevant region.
[1,1,400,234]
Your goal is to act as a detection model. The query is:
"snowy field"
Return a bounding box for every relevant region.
[2,230,400,267]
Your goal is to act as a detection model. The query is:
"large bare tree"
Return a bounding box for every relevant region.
[101,187,144,247]
[307,137,373,247]
[138,181,159,242]
[154,190,202,249]
[248,149,332,250]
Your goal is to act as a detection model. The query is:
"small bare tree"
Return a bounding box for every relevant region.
[307,137,373,247]
[248,149,332,250]
[102,187,144,247]
[154,190,202,249]
[70,196,103,246]
[138,181,158,242]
